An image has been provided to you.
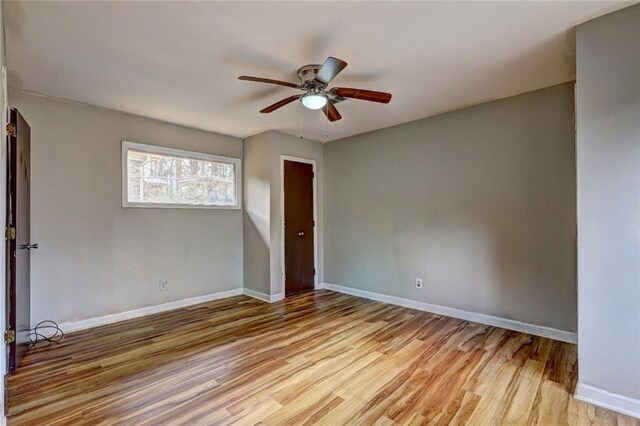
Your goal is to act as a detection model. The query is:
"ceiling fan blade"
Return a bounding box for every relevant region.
[323,102,342,122]
[315,57,348,85]
[260,95,301,113]
[238,76,300,89]
[332,87,392,104]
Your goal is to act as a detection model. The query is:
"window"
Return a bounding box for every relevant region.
[122,141,241,209]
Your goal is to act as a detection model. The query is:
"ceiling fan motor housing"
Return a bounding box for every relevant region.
[298,64,323,85]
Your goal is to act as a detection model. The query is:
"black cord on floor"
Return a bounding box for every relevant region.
[28,320,64,350]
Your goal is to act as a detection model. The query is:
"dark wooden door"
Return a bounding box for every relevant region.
[284,160,314,297]
[6,108,33,373]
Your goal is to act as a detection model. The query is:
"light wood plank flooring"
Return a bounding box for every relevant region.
[7,290,638,425]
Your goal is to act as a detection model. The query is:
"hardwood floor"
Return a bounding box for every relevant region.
[7,290,638,425]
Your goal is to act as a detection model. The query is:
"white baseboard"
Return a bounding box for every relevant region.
[322,283,577,344]
[243,288,271,302]
[575,383,640,419]
[60,288,243,333]
[243,288,284,303]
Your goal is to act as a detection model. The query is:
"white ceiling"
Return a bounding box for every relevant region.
[4,1,631,142]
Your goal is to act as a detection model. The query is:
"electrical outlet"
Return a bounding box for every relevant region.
[416,278,423,289]
[159,280,168,292]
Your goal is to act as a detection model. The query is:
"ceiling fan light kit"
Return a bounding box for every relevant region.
[301,93,327,110]
[238,56,392,122]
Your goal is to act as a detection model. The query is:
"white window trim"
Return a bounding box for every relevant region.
[121,141,242,210]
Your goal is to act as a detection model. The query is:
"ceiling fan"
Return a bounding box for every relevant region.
[238,56,392,122]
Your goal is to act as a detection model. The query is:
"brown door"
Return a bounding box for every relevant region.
[6,108,33,373]
[284,160,314,297]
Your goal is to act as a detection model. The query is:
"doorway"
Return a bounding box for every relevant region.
[281,157,317,297]
[6,108,32,374]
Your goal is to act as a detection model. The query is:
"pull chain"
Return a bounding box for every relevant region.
[299,104,304,140]
[326,114,329,141]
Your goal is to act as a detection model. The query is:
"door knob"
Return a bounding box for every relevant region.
[20,243,38,250]
[298,231,305,237]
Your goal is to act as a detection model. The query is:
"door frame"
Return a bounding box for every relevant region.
[279,155,318,298]
[0,64,8,419]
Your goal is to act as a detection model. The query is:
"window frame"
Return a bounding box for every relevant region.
[121,141,242,210]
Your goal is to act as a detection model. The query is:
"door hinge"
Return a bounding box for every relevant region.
[6,123,16,137]
[6,227,16,240]
[4,329,15,344]
[313,268,316,276]
[313,220,315,227]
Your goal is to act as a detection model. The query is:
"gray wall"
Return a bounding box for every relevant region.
[243,132,271,295]
[324,83,577,332]
[576,4,640,400]
[242,130,324,297]
[11,90,244,324]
